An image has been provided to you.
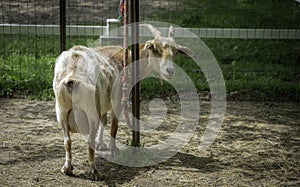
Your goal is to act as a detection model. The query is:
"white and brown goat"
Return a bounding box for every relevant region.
[53,24,193,180]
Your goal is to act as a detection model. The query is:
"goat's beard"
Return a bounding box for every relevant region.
[160,66,174,80]
[160,71,174,80]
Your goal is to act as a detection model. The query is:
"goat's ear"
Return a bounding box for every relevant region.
[144,40,155,51]
[177,45,194,57]
[142,41,153,57]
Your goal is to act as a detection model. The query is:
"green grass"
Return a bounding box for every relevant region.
[204,39,299,101]
[1,35,299,101]
[0,34,98,100]
[0,53,54,99]
[141,38,300,101]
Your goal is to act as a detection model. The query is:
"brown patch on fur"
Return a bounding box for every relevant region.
[93,44,148,72]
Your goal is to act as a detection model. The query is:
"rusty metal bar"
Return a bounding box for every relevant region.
[130,0,140,146]
[122,0,133,134]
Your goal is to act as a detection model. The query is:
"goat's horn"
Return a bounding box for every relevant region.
[140,24,161,40]
[168,26,174,39]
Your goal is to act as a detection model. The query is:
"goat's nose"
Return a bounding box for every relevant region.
[166,67,175,75]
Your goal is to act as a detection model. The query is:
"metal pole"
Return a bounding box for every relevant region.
[60,0,66,52]
[130,0,140,146]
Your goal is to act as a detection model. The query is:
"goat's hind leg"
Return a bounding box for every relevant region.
[109,111,119,156]
[62,130,73,176]
[59,110,74,176]
[87,146,101,180]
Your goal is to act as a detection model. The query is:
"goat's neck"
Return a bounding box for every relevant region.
[123,43,155,77]
[138,43,155,77]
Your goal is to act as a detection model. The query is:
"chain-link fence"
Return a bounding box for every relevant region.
[1,0,299,100]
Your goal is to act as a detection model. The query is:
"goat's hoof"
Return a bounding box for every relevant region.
[88,168,102,181]
[61,164,73,176]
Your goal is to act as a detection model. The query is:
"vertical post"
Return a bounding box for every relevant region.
[123,0,132,131]
[130,0,140,146]
[60,0,66,52]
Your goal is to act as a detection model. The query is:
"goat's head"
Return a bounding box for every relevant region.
[141,24,193,80]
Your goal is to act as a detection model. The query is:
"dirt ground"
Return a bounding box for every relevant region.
[0,98,299,186]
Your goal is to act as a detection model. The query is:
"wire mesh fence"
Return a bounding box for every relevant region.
[1,0,299,100]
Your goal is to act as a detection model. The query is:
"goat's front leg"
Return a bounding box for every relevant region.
[96,113,108,151]
[109,111,119,156]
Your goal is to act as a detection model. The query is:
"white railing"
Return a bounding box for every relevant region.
[0,24,106,36]
[1,21,300,40]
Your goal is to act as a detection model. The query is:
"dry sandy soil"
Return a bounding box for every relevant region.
[0,98,299,186]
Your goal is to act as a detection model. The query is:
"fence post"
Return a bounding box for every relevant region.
[130,0,140,146]
[60,0,66,52]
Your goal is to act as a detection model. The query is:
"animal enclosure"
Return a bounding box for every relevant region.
[0,0,300,186]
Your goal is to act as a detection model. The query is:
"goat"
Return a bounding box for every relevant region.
[53,24,193,180]
[53,45,116,180]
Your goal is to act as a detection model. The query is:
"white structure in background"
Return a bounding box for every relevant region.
[1,19,299,40]
[99,18,123,46]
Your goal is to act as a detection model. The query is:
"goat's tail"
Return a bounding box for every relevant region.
[64,80,78,88]
[63,50,80,91]
[63,73,79,91]
[59,73,79,95]
[56,45,97,96]
[61,71,96,97]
